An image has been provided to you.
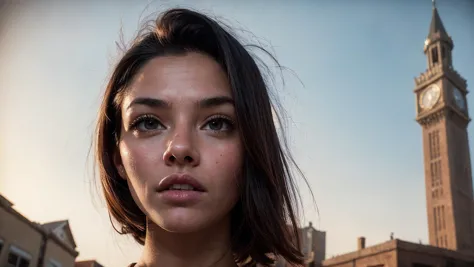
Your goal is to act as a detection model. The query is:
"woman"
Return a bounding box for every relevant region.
[95,8,308,267]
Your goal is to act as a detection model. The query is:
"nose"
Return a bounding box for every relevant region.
[163,131,200,167]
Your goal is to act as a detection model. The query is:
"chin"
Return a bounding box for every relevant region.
[150,207,214,233]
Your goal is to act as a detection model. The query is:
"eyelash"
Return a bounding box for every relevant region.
[204,115,235,133]
[129,114,165,132]
[128,114,235,133]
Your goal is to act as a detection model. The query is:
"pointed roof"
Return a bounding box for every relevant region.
[41,220,78,249]
[427,5,448,39]
[42,220,68,232]
[0,194,14,208]
[426,1,452,46]
[424,1,453,52]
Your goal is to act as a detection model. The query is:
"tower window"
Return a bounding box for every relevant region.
[431,47,439,64]
[436,161,439,186]
[429,130,441,160]
[437,206,442,231]
[430,162,435,187]
[430,160,441,188]
[441,206,446,229]
[434,131,440,158]
[439,162,442,185]
[429,132,433,160]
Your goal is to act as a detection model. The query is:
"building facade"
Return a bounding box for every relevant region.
[0,193,80,267]
[0,195,44,267]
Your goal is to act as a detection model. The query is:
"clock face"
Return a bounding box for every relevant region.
[453,87,466,111]
[420,85,441,110]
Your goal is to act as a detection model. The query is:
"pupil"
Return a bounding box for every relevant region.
[210,120,222,130]
[145,119,156,129]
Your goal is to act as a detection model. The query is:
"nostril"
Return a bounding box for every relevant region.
[184,156,193,162]
[169,155,176,162]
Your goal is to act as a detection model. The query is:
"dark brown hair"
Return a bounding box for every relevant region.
[95,8,307,266]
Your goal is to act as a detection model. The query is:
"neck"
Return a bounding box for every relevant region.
[137,217,237,267]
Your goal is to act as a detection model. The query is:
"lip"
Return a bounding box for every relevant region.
[156,173,206,193]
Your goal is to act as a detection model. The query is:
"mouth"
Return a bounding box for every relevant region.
[163,184,201,191]
[157,173,206,193]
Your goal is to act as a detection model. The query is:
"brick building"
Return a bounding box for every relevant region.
[323,238,474,267]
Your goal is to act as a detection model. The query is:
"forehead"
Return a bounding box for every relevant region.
[123,52,231,104]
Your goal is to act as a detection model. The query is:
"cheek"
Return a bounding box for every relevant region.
[208,142,243,196]
[118,138,165,214]
[118,138,164,190]
[120,138,161,170]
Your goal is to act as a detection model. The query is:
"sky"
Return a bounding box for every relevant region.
[1,0,474,266]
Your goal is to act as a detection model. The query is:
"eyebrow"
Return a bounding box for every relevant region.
[126,96,234,110]
[199,96,234,108]
[127,97,170,110]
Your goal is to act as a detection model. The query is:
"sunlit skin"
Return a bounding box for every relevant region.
[116,52,243,267]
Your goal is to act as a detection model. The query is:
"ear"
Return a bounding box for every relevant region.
[113,149,127,180]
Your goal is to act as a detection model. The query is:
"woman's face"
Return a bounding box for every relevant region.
[117,52,242,233]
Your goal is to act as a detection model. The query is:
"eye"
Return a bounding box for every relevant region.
[130,115,165,132]
[202,116,234,132]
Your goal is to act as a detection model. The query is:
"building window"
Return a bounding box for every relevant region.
[441,206,446,230]
[429,132,433,160]
[47,259,62,267]
[438,161,442,185]
[431,47,439,64]
[437,206,442,231]
[6,245,31,267]
[430,161,442,187]
[430,130,440,159]
[429,130,442,191]
[430,162,435,187]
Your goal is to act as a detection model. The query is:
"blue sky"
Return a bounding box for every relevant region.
[1,0,473,266]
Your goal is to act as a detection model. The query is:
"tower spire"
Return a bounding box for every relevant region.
[427,0,450,42]
[424,0,453,55]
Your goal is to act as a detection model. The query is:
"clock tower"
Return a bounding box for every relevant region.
[414,1,474,253]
